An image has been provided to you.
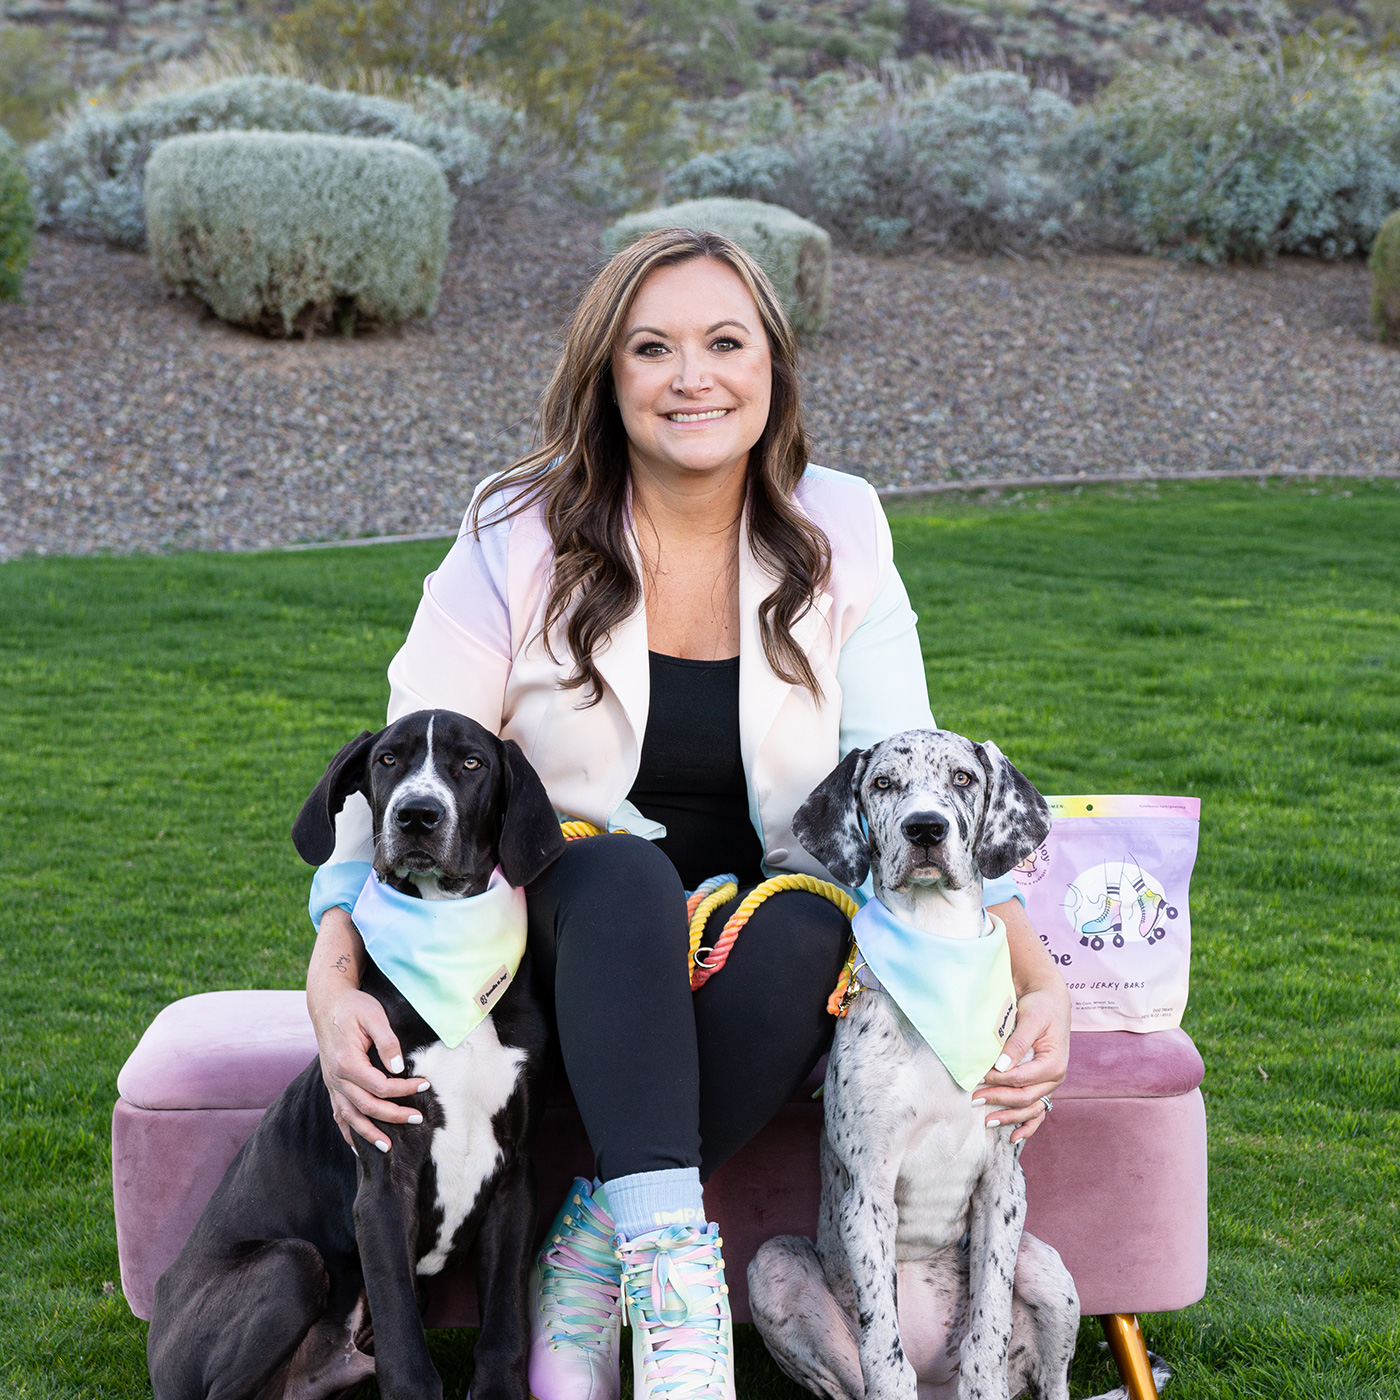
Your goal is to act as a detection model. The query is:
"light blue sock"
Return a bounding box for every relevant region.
[603,1167,705,1239]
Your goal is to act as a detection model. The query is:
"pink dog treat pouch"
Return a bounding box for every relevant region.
[1011,795,1199,1032]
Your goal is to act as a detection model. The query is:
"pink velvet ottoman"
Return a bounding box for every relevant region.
[114,991,1206,1399]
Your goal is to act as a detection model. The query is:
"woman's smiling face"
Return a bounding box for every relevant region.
[611,256,773,486]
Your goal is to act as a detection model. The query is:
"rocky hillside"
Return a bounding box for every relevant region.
[751,0,1369,96]
[2,0,227,87]
[4,0,1379,99]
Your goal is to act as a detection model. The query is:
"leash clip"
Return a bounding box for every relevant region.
[840,962,868,1014]
[829,954,868,1018]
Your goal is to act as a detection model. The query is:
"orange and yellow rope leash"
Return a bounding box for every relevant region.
[560,821,860,998]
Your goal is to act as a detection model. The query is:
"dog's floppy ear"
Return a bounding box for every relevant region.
[498,739,566,888]
[973,740,1051,880]
[792,748,871,888]
[292,730,379,866]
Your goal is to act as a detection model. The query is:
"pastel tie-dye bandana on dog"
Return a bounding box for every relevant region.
[353,867,527,1048]
[850,900,1017,1092]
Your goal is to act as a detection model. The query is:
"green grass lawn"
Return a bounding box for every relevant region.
[1,479,1397,1399]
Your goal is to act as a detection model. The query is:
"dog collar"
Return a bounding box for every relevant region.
[849,901,1017,1092]
[352,867,527,1049]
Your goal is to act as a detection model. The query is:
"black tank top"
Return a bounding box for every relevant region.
[627,652,765,892]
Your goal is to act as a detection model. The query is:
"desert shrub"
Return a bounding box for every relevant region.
[0,25,74,145]
[406,76,523,154]
[800,71,1074,249]
[498,8,678,158]
[603,196,831,334]
[665,144,797,201]
[1055,38,1400,262]
[272,0,755,96]
[1370,208,1400,342]
[270,0,751,197]
[26,75,489,247]
[1,126,35,303]
[271,0,507,85]
[144,130,449,334]
[665,70,1074,252]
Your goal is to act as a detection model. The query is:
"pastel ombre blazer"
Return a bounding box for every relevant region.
[311,464,1020,915]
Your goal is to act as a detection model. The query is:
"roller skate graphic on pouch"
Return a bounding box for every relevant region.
[1065,856,1178,952]
[1065,884,1119,951]
[1078,880,1123,945]
[1124,851,1176,943]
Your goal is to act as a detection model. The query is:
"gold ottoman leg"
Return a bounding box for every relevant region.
[1099,1313,1159,1400]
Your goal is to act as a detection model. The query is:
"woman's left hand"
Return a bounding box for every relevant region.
[973,985,1070,1144]
[977,896,1071,1143]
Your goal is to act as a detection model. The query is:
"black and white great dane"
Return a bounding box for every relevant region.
[147,709,565,1400]
[749,729,1080,1400]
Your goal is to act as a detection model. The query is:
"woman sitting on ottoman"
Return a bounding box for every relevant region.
[302,228,1071,1400]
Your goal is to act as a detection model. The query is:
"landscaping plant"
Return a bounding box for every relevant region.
[0,125,34,303]
[26,74,490,248]
[144,130,450,335]
[270,0,751,202]
[271,0,756,95]
[0,25,73,145]
[1369,207,1400,342]
[1056,33,1400,262]
[665,69,1075,253]
[603,195,832,334]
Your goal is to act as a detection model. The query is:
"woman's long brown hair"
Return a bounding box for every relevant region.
[473,227,831,704]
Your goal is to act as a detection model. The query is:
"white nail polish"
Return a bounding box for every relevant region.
[970,1097,986,1106]
[407,1112,423,1125]
[994,1054,1013,1073]
[417,1080,431,1092]
[375,1139,390,1153]
[389,1055,405,1074]
[986,1119,1001,1128]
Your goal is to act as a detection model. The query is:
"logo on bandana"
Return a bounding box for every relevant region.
[475,965,511,1014]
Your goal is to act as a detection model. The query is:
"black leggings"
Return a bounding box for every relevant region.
[526,835,851,1183]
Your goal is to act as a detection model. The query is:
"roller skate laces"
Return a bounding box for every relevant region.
[529,1180,622,1400]
[617,1222,735,1400]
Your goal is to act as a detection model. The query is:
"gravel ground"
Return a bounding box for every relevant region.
[2,200,1398,559]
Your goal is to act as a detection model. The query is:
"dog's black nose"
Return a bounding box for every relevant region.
[901,811,949,846]
[395,801,444,833]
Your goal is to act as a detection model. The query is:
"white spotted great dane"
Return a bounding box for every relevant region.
[748,729,1079,1400]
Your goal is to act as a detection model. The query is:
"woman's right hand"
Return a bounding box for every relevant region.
[308,906,430,1152]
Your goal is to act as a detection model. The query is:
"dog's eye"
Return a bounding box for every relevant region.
[378,754,396,767]
[953,770,972,787]
[874,775,891,789]
[463,757,481,771]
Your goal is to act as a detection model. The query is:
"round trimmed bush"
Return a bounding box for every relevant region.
[1370,210,1400,345]
[1,126,34,304]
[145,131,451,336]
[603,197,831,335]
